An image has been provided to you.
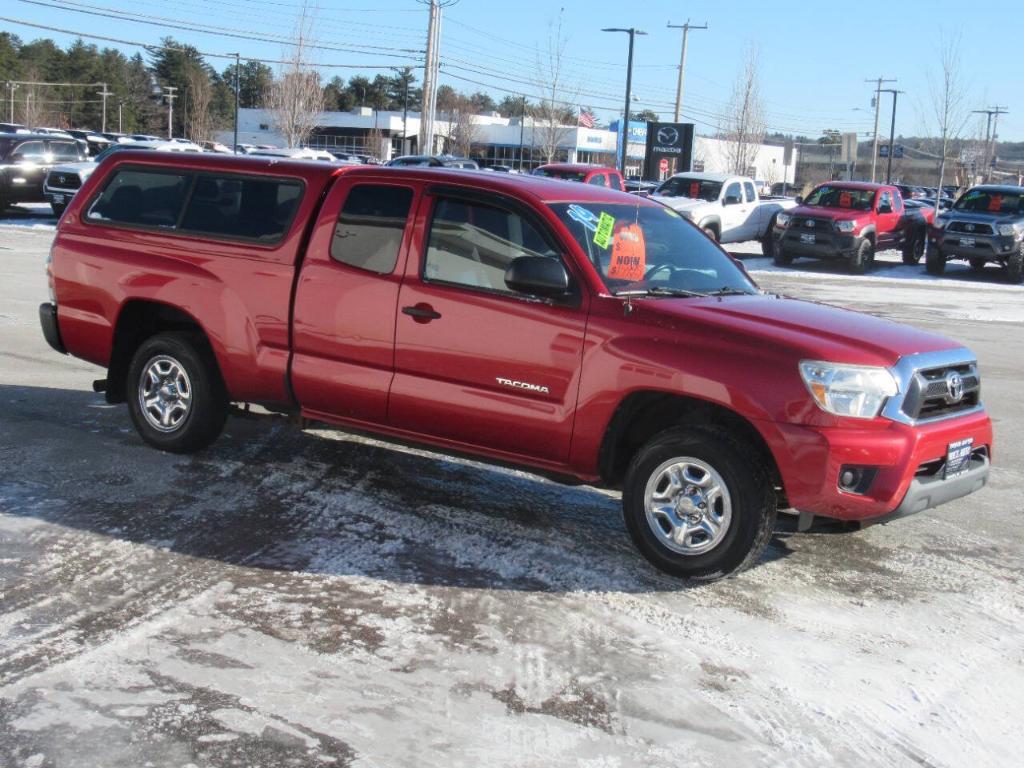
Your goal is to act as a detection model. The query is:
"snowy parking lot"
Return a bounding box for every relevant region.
[1,211,1023,767]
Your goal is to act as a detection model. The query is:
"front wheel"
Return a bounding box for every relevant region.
[969,257,987,273]
[761,216,778,259]
[702,225,719,243]
[126,332,228,453]
[1007,245,1024,284]
[50,202,67,218]
[849,239,872,274]
[622,427,777,580]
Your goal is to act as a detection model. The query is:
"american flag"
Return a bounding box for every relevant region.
[578,109,596,129]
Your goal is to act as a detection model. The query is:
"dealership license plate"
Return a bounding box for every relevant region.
[959,236,975,247]
[944,438,974,480]
[52,194,64,204]
[800,233,815,244]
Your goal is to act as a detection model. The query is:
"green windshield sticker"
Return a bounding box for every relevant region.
[594,211,615,249]
[662,207,680,217]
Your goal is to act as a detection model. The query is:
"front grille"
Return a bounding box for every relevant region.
[790,216,834,230]
[900,363,981,421]
[45,171,81,191]
[948,221,993,235]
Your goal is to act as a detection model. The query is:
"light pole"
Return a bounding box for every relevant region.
[880,88,902,184]
[602,27,646,176]
[228,53,241,153]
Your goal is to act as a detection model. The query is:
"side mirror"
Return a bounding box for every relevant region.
[878,203,893,214]
[504,256,570,297]
[724,195,741,206]
[794,195,803,205]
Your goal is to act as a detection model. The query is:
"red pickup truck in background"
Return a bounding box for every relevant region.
[39,152,992,580]
[772,181,935,273]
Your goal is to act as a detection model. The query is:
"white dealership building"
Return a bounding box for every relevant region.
[221,107,797,184]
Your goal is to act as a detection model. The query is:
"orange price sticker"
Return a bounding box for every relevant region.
[988,195,1002,212]
[689,182,700,198]
[607,223,647,281]
[839,191,852,208]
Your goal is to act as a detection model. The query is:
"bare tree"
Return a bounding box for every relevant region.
[264,1,325,147]
[721,46,766,176]
[185,66,214,144]
[440,95,480,157]
[531,12,578,163]
[926,31,972,201]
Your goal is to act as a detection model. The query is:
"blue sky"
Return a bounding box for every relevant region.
[6,0,1022,140]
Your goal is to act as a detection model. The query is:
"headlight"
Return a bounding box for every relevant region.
[799,361,898,419]
[997,223,1022,238]
[835,220,860,233]
[775,212,791,228]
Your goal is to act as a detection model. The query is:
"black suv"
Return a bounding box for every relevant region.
[928,185,1024,283]
[0,134,88,211]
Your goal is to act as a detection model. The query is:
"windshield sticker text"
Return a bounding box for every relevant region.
[593,211,615,249]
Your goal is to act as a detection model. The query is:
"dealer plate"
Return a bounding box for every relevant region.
[944,438,974,480]
[800,233,815,244]
[959,236,975,247]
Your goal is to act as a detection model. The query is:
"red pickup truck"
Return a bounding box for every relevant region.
[772,181,935,273]
[39,152,992,580]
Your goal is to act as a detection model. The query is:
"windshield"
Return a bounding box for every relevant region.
[533,168,587,182]
[803,185,874,211]
[954,188,1024,215]
[93,144,154,163]
[655,177,723,202]
[550,202,757,297]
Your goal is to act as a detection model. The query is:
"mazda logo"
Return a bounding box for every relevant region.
[945,371,964,403]
[656,126,678,145]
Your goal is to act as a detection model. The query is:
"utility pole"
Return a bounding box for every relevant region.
[666,20,707,123]
[401,77,409,154]
[518,94,526,171]
[973,106,1009,183]
[602,27,647,176]
[880,89,903,184]
[96,82,113,133]
[117,99,123,133]
[6,82,17,123]
[229,53,241,154]
[164,85,178,139]
[865,76,895,183]
[417,0,455,156]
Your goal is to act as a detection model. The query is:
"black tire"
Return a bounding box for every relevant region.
[848,239,872,274]
[761,215,778,259]
[902,232,924,264]
[702,225,718,243]
[1008,245,1024,284]
[925,248,946,276]
[969,257,987,273]
[773,248,793,267]
[126,331,228,453]
[622,426,777,581]
[50,202,67,218]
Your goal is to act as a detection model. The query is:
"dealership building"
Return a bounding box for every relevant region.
[222,107,797,184]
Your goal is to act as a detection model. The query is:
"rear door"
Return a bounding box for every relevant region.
[874,188,901,247]
[291,176,419,424]
[389,187,588,463]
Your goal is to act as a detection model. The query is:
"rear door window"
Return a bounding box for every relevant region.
[330,184,414,273]
[180,175,303,242]
[87,169,190,227]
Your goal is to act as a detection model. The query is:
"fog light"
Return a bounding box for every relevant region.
[838,465,878,494]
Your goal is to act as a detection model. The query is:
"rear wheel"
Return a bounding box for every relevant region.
[926,248,947,276]
[1007,245,1024,284]
[761,215,779,259]
[702,225,718,243]
[969,257,988,273]
[848,239,872,274]
[902,232,924,264]
[126,332,228,453]
[622,427,777,580]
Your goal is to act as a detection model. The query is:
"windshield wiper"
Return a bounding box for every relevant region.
[704,287,754,297]
[615,287,703,298]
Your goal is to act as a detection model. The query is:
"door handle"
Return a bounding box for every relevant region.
[402,304,442,322]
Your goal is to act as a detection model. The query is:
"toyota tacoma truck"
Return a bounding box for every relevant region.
[650,172,797,257]
[927,185,1024,283]
[772,181,934,273]
[39,152,992,580]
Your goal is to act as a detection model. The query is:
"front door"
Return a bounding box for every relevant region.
[720,180,747,240]
[291,178,419,424]
[390,190,588,464]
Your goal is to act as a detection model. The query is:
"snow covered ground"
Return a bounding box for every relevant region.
[1,227,1022,767]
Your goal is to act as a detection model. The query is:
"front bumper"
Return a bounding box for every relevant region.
[930,229,1020,262]
[39,302,67,354]
[760,408,993,521]
[774,226,861,260]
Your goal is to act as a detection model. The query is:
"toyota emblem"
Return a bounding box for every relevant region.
[58,175,66,184]
[805,220,815,228]
[945,371,964,403]
[656,126,678,145]
[965,223,975,232]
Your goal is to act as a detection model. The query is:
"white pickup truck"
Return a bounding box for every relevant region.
[650,172,797,256]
